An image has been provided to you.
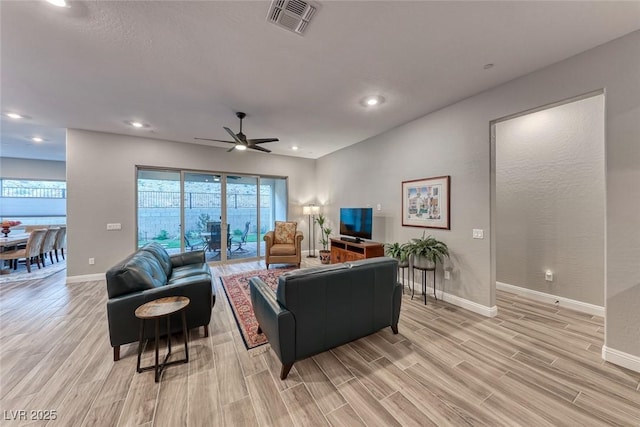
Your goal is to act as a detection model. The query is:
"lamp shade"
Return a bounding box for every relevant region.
[310,205,320,215]
[303,206,312,215]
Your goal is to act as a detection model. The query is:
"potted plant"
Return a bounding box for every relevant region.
[407,232,449,269]
[384,242,411,268]
[315,214,332,264]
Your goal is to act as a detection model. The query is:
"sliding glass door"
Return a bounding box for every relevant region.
[137,167,287,263]
[226,176,258,261]
[137,169,181,253]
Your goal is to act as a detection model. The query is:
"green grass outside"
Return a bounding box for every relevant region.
[139,232,266,249]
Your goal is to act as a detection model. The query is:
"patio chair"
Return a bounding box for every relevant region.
[207,222,232,253]
[233,221,251,252]
[184,234,206,251]
[0,229,48,273]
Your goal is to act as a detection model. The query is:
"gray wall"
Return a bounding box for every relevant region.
[0,157,66,180]
[317,31,640,358]
[495,95,605,305]
[66,130,316,276]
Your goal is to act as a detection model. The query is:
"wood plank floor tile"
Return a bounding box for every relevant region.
[325,404,365,427]
[245,370,292,427]
[280,383,328,426]
[336,379,401,427]
[293,357,347,414]
[1,259,638,427]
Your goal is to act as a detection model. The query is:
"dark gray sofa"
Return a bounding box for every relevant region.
[249,257,401,379]
[106,242,214,361]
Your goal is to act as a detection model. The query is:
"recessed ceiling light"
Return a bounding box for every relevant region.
[483,63,494,70]
[292,146,299,151]
[124,120,149,129]
[32,137,44,142]
[361,95,385,107]
[235,144,247,151]
[6,112,24,119]
[46,0,67,7]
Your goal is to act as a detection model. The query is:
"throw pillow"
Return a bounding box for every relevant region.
[274,221,297,244]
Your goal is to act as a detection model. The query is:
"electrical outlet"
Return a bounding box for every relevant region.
[88,258,95,265]
[444,270,451,280]
[545,270,553,281]
[472,229,484,239]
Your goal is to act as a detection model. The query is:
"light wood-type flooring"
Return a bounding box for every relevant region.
[1,258,639,426]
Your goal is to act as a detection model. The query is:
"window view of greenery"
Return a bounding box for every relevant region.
[137,176,276,250]
[0,179,66,225]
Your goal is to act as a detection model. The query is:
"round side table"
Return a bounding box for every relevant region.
[135,296,190,383]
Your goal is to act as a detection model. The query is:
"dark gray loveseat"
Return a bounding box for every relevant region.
[249,257,401,379]
[106,242,214,361]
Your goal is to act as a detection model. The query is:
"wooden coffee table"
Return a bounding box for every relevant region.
[135,296,190,382]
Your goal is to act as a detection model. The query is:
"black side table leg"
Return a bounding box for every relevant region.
[154,319,160,383]
[182,310,189,362]
[136,319,145,373]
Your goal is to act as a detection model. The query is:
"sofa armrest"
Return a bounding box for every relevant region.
[264,231,274,246]
[249,277,295,365]
[170,250,205,268]
[294,231,303,249]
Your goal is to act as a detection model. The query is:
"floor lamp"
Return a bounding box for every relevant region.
[303,205,320,257]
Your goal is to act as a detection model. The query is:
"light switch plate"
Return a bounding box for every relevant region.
[106,223,122,231]
[472,229,484,239]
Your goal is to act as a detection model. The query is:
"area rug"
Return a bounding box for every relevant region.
[220,267,294,350]
[0,259,66,284]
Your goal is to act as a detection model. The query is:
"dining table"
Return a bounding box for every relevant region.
[0,232,30,275]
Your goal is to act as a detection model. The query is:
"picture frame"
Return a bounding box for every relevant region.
[402,175,450,229]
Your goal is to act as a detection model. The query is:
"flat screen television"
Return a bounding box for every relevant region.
[339,207,373,241]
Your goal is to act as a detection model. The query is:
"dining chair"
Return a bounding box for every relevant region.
[53,226,67,262]
[0,229,48,273]
[40,228,60,266]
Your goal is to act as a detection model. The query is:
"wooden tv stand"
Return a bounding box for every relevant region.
[330,238,384,264]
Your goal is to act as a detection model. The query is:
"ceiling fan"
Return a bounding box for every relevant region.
[195,112,278,153]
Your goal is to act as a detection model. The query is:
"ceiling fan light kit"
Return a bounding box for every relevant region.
[195,112,279,153]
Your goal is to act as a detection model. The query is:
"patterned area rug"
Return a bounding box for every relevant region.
[0,259,66,284]
[220,268,293,350]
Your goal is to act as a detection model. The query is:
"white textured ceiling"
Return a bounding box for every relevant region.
[1,1,639,161]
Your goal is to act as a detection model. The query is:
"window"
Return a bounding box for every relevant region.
[0,179,66,225]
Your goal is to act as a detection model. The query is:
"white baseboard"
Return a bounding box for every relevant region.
[66,273,105,283]
[496,281,604,317]
[602,346,640,373]
[437,290,497,317]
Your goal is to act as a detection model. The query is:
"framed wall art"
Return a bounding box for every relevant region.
[402,175,450,229]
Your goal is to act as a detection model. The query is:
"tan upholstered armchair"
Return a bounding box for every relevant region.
[264,221,303,269]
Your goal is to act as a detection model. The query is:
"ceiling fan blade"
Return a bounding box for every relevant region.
[224,127,243,143]
[249,145,271,153]
[247,138,279,144]
[194,137,236,144]
[227,146,236,152]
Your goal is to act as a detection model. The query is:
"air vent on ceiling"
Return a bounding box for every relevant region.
[267,0,319,36]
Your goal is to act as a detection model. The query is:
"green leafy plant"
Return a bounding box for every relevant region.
[197,213,211,232]
[155,229,169,240]
[384,242,411,262]
[315,214,332,252]
[406,232,449,265]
